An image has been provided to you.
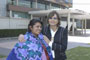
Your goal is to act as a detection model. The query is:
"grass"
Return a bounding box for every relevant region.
[87,43,90,45]
[66,46,90,60]
[0,55,6,58]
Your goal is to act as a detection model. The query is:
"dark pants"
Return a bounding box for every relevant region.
[54,51,66,60]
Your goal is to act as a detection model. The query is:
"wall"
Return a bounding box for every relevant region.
[0,17,30,29]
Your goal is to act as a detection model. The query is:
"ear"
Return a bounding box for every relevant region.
[29,26,32,30]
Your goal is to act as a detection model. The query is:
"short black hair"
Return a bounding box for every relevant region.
[47,10,61,27]
[27,19,43,32]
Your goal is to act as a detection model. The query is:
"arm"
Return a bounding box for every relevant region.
[61,28,68,52]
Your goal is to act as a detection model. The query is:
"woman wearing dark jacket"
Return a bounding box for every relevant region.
[42,11,68,60]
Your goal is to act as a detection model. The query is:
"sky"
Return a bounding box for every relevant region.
[73,0,90,13]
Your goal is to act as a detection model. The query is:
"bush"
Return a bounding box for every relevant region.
[0,29,27,38]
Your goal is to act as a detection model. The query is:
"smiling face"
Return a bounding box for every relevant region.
[48,14,59,26]
[29,22,42,36]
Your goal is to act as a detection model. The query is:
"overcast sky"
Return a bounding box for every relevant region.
[73,0,90,13]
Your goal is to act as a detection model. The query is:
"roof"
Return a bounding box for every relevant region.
[28,9,90,20]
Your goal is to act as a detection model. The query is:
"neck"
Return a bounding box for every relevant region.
[50,25,58,32]
[32,32,38,38]
[34,34,38,38]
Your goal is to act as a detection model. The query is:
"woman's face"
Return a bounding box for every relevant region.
[30,22,42,36]
[48,14,59,26]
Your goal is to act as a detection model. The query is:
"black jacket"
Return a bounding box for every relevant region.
[42,26,68,53]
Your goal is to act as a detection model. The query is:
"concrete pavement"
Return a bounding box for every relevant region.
[67,35,90,50]
[0,37,18,60]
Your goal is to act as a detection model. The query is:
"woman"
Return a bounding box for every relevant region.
[42,11,68,60]
[7,19,53,60]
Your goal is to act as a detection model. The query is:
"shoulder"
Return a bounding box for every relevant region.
[59,26,65,31]
[59,26,68,36]
[24,32,31,40]
[42,25,49,30]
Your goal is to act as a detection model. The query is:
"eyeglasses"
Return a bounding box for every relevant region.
[49,17,58,20]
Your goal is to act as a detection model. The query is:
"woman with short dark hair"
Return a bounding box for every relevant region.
[42,11,68,60]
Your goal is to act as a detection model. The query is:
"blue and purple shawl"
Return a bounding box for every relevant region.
[7,32,53,60]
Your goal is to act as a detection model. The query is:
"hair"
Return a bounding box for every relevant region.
[27,19,43,32]
[47,10,61,27]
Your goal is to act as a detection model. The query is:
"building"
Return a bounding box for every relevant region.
[0,0,73,30]
[0,0,73,37]
[0,0,73,19]
[0,0,7,17]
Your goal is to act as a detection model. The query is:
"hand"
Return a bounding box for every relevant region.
[49,41,53,48]
[18,34,26,42]
[43,35,50,44]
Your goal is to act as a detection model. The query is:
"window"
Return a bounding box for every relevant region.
[7,0,17,5]
[18,0,31,8]
[8,0,31,8]
[65,0,72,4]
[45,4,50,10]
[37,2,46,10]
[32,1,36,8]
[12,11,30,19]
[51,3,60,9]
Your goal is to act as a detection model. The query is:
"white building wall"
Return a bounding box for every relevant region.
[0,17,30,29]
[0,17,76,30]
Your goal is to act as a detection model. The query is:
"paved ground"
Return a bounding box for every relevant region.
[0,58,6,60]
[67,35,90,50]
[0,37,18,56]
[0,37,18,60]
